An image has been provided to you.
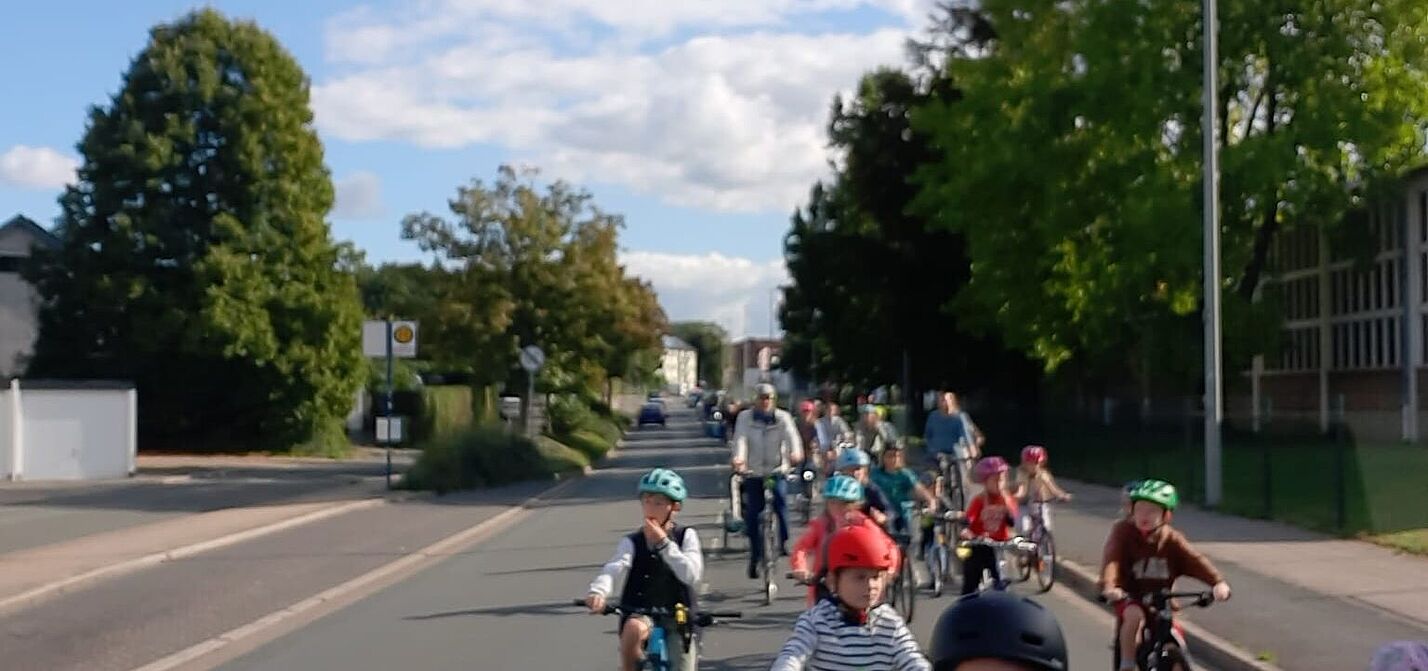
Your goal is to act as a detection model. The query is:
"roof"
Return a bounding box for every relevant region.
[661,335,695,350]
[0,215,60,250]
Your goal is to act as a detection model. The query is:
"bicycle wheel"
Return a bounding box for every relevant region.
[762,513,778,605]
[946,463,967,512]
[1034,530,1056,593]
[928,545,946,598]
[897,552,916,623]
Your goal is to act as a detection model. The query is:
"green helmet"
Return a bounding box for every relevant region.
[823,474,865,502]
[1128,479,1179,511]
[638,468,687,503]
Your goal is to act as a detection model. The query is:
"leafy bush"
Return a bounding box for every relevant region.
[549,394,600,437]
[402,425,588,493]
[415,385,474,443]
[562,429,614,460]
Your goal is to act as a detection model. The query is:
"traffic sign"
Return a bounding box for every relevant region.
[362,320,418,358]
[520,344,546,372]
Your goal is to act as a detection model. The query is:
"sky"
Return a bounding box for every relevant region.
[0,0,935,338]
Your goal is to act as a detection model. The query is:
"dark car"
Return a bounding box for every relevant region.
[637,402,667,427]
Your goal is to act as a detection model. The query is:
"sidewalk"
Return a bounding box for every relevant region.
[1054,478,1428,670]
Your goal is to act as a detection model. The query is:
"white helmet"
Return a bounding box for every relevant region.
[754,383,777,398]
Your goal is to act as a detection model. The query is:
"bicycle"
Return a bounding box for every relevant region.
[1013,501,1057,593]
[956,536,1039,593]
[1098,589,1214,671]
[572,600,743,671]
[794,463,818,525]
[736,471,797,605]
[717,471,745,558]
[886,529,918,623]
[932,453,974,514]
[923,508,964,597]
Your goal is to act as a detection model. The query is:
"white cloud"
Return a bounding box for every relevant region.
[333,171,385,219]
[622,250,790,338]
[0,145,78,190]
[316,2,934,213]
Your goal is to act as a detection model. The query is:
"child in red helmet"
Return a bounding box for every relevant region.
[772,519,930,670]
[1013,444,1072,535]
[959,456,1019,595]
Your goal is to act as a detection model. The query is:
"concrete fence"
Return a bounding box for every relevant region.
[0,379,137,481]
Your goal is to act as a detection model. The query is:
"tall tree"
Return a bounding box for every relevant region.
[25,9,364,452]
[912,0,1428,380]
[670,321,729,388]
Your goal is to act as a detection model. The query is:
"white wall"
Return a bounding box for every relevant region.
[661,348,697,396]
[0,384,12,479]
[1,382,136,481]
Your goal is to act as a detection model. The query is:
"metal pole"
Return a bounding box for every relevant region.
[385,319,393,490]
[527,369,536,437]
[1201,0,1224,507]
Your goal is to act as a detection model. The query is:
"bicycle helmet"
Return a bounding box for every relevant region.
[972,456,1009,484]
[1128,478,1179,511]
[1021,445,1048,465]
[798,399,816,413]
[884,439,906,452]
[1370,641,1428,671]
[930,590,1068,671]
[825,518,896,573]
[823,474,864,502]
[637,468,687,503]
[1122,479,1143,495]
[859,403,878,415]
[755,383,777,398]
[836,448,871,470]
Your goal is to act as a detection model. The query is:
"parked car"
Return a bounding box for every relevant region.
[638,402,668,427]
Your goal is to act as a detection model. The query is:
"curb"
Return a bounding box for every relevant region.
[1055,557,1282,671]
[128,474,585,671]
[0,497,386,617]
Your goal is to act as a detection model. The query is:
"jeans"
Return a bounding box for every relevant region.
[740,476,788,566]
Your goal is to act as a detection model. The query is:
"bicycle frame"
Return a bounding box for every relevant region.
[1106,590,1211,671]
[573,600,743,671]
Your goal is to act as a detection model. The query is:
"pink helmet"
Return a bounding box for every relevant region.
[1371,641,1428,671]
[1021,445,1048,465]
[799,399,816,413]
[973,456,1009,484]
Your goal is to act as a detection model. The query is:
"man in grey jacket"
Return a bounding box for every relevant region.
[731,383,804,579]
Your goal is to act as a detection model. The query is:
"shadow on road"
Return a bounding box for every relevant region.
[403,599,582,621]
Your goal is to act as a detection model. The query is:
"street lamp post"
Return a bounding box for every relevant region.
[1202,0,1224,507]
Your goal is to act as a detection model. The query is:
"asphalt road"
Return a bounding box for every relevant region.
[216,406,1157,671]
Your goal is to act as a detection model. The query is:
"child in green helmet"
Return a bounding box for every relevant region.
[1099,479,1232,671]
[585,468,704,671]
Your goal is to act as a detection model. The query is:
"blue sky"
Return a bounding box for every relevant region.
[0,0,930,336]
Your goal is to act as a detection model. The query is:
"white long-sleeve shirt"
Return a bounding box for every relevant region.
[732,408,804,475]
[587,529,704,598]
[770,600,930,671]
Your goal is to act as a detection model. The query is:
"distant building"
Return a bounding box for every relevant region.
[659,335,698,396]
[0,215,59,378]
[724,337,793,398]
[1246,167,1428,442]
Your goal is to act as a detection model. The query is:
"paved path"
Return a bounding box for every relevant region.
[215,407,1187,670]
[1052,478,1428,670]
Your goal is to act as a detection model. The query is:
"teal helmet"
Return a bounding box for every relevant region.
[638,468,687,503]
[836,448,871,470]
[823,473,864,502]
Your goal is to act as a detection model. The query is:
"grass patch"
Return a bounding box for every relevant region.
[402,424,587,494]
[1363,529,1428,556]
[559,428,615,461]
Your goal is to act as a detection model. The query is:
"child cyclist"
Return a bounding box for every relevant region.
[1013,445,1072,535]
[1100,479,1232,671]
[773,521,931,671]
[959,456,1019,595]
[870,441,938,563]
[835,448,893,527]
[585,469,704,671]
[789,474,876,607]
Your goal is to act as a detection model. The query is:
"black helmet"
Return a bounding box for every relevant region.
[930,591,1068,671]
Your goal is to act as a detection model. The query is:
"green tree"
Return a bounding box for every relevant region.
[912,0,1428,382]
[24,9,364,452]
[670,321,729,388]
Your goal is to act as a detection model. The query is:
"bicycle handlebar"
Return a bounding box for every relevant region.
[959,537,1037,552]
[785,571,815,586]
[1095,590,1214,609]
[571,599,744,621]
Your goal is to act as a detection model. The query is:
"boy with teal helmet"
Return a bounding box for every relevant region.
[586,468,704,671]
[1100,478,1231,671]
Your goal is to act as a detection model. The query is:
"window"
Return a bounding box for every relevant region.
[0,254,23,273]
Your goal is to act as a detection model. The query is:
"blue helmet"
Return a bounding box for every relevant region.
[823,474,864,502]
[836,448,871,470]
[638,468,687,503]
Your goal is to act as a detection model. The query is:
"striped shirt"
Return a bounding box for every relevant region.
[770,600,930,671]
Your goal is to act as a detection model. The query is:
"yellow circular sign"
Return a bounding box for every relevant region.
[393,324,415,344]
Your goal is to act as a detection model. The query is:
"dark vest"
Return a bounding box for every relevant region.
[619,527,696,612]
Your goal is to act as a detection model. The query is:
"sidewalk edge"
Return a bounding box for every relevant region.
[0,497,386,616]
[1057,557,1283,671]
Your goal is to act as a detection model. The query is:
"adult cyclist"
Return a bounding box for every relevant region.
[854,403,899,457]
[923,390,982,486]
[731,383,804,580]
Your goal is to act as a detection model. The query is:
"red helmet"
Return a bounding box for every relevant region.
[1021,445,1048,465]
[799,399,816,413]
[825,518,896,573]
[973,456,1009,484]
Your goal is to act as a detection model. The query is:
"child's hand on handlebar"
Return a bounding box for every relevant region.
[585,593,605,614]
[789,569,811,583]
[1101,587,1126,603]
[1212,581,1232,602]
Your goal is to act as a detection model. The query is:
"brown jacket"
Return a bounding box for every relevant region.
[1100,518,1222,596]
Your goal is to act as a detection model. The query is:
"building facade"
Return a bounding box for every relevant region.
[0,216,58,378]
[659,335,698,396]
[1251,168,1428,442]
